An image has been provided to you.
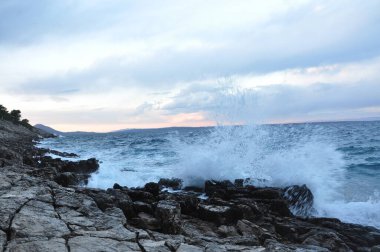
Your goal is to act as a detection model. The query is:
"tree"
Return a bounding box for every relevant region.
[10,109,21,122]
[0,105,9,120]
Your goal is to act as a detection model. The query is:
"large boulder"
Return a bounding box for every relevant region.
[283,184,314,216]
[155,200,181,234]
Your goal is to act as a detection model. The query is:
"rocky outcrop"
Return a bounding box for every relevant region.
[1,119,380,251]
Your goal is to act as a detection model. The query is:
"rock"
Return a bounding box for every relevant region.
[0,230,6,249]
[283,184,314,216]
[68,236,141,252]
[144,182,160,196]
[133,201,154,214]
[158,178,183,190]
[54,172,78,187]
[177,243,204,252]
[12,200,71,239]
[113,183,124,190]
[183,186,203,192]
[302,230,351,251]
[127,189,156,203]
[204,180,235,198]
[372,245,380,252]
[155,200,181,234]
[62,158,99,174]
[249,188,282,200]
[197,203,234,225]
[6,238,67,252]
[131,212,161,230]
[139,240,171,252]
[217,225,239,237]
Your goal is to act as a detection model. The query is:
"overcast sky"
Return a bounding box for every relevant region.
[1,0,380,131]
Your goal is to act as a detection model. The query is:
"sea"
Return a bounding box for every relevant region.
[37,121,380,228]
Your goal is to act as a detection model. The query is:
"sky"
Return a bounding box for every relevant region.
[0,0,380,132]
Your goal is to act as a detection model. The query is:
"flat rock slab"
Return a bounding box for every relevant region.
[6,238,67,252]
[68,236,140,252]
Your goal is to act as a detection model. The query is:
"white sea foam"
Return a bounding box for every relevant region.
[37,122,380,228]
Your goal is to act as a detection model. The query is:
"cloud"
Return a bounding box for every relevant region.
[161,81,380,123]
[1,0,380,129]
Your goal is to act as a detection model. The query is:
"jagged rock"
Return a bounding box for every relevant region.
[217,225,239,237]
[302,230,352,251]
[139,240,171,252]
[205,180,235,198]
[133,201,154,214]
[54,172,78,187]
[0,230,6,249]
[249,188,282,200]
[155,200,181,234]
[131,212,161,230]
[61,158,99,174]
[177,243,204,252]
[144,182,160,196]
[6,238,67,252]
[197,203,234,225]
[127,189,156,203]
[372,245,380,252]
[158,178,183,190]
[283,184,314,216]
[68,236,141,252]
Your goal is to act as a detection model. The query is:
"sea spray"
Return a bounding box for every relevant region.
[37,121,380,228]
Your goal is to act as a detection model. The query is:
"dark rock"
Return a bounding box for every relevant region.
[133,201,154,215]
[204,180,235,198]
[131,212,161,230]
[302,230,351,251]
[155,200,181,234]
[158,178,182,190]
[144,182,159,196]
[54,172,78,187]
[113,183,123,190]
[183,186,203,193]
[234,179,244,187]
[197,203,234,225]
[283,184,314,216]
[62,158,99,174]
[249,188,283,200]
[127,190,156,203]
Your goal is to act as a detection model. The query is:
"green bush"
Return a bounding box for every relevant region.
[0,104,33,129]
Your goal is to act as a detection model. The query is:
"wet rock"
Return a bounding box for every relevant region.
[61,158,99,174]
[372,245,380,252]
[131,212,161,230]
[127,189,156,203]
[205,180,235,198]
[54,172,78,187]
[283,184,314,216]
[155,200,181,234]
[249,188,282,200]
[133,201,154,214]
[144,182,160,196]
[302,230,352,251]
[197,203,234,225]
[158,178,183,190]
[183,186,203,192]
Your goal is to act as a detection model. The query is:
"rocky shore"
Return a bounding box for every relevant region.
[1,120,380,251]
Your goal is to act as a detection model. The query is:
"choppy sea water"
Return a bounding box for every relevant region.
[37,121,380,228]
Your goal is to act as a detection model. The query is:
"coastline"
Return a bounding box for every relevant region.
[1,120,380,251]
